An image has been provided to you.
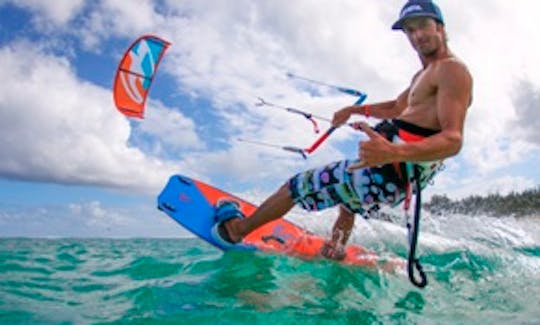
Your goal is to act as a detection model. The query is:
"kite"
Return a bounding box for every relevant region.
[113,35,171,118]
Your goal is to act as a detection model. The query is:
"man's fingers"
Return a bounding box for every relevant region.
[346,161,366,172]
[359,122,380,139]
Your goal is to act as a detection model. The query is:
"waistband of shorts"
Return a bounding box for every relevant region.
[392,119,440,142]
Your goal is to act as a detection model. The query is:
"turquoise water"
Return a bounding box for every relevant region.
[1,216,539,324]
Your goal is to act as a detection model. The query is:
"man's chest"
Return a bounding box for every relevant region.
[408,69,437,106]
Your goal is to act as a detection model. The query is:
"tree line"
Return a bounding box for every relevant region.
[423,187,540,217]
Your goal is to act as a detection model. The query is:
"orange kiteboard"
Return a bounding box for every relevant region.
[157,174,404,271]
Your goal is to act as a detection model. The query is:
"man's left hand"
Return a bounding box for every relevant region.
[347,122,397,172]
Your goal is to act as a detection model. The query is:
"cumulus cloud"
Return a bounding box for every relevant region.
[431,174,538,200]
[2,0,540,199]
[513,81,540,146]
[0,41,199,193]
[0,200,187,237]
[440,0,540,174]
[9,0,85,26]
[77,0,166,49]
[129,101,205,158]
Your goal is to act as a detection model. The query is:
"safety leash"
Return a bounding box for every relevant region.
[404,164,428,288]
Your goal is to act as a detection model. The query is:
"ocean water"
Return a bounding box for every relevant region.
[1,214,539,324]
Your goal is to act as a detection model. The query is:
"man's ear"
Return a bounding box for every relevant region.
[436,23,447,41]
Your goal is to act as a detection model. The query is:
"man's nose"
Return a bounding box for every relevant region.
[410,29,424,40]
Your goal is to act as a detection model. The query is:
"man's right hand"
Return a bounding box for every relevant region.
[331,106,354,127]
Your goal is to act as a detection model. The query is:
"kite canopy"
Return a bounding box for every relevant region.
[113,35,170,118]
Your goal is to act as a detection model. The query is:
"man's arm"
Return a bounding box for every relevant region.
[332,89,409,126]
[349,61,472,169]
[394,61,472,162]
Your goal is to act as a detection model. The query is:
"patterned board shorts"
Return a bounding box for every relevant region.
[288,159,407,215]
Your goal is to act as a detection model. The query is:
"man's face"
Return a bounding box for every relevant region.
[402,17,443,57]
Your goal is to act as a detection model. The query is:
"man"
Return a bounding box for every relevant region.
[212,0,473,259]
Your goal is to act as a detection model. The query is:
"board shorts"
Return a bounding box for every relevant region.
[288,119,443,215]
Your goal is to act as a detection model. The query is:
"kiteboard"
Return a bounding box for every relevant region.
[157,174,404,270]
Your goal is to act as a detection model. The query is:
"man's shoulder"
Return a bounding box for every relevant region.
[434,56,473,106]
[430,56,473,89]
[435,57,471,77]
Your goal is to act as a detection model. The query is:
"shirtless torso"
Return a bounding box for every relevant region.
[336,16,473,170]
[397,57,472,133]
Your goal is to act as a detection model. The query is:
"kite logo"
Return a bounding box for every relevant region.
[270,224,294,243]
[401,4,423,18]
[120,40,154,104]
[178,192,191,203]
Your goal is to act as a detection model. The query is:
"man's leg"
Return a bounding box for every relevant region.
[223,182,294,242]
[331,205,356,246]
[321,205,356,260]
[219,159,358,244]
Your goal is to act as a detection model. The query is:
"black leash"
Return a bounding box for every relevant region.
[406,165,428,288]
[363,120,428,287]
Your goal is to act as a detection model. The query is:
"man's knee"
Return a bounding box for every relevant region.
[277,181,292,198]
[339,205,356,218]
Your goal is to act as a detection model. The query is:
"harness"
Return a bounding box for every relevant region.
[369,119,440,288]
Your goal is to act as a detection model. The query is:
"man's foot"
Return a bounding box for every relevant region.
[321,241,346,260]
[211,199,245,248]
[216,218,242,244]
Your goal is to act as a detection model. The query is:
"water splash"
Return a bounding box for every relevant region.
[0,211,539,324]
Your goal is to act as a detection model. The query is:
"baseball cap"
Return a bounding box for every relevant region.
[391,0,444,30]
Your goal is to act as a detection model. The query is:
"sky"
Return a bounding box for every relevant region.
[1,0,540,237]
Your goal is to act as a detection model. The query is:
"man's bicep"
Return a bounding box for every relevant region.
[436,63,472,131]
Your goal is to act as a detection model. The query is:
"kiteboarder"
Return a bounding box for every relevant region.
[212,0,473,260]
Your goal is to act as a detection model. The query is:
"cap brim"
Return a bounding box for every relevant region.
[391,13,441,30]
[391,19,405,30]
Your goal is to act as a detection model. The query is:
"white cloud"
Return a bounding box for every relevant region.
[0,41,198,193]
[78,0,166,49]
[0,200,187,237]
[2,0,540,200]
[129,101,205,157]
[157,1,540,195]
[512,81,540,146]
[440,0,540,174]
[426,171,538,201]
[10,0,85,26]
